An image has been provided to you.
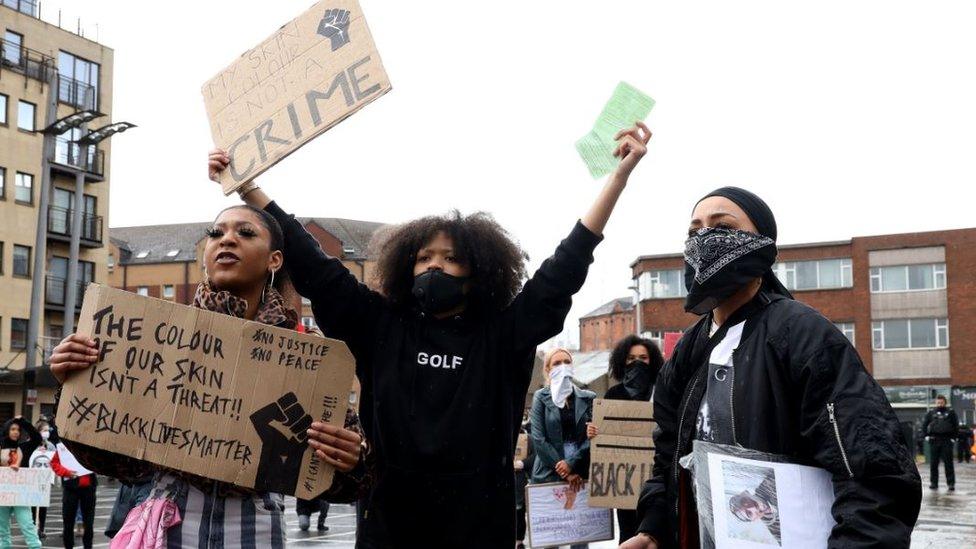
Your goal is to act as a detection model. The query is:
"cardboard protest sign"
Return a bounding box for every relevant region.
[526,482,614,547]
[203,0,392,195]
[55,285,356,499]
[588,399,656,509]
[575,81,655,178]
[0,468,54,507]
[514,433,528,461]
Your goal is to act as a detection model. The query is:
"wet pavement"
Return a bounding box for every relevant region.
[6,462,974,547]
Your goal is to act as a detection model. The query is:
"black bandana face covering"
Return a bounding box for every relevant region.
[412,270,468,315]
[622,360,653,399]
[683,227,776,315]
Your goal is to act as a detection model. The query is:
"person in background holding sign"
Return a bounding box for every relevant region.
[530,348,595,549]
[621,188,921,549]
[27,420,56,541]
[51,441,97,549]
[207,121,651,548]
[923,395,958,491]
[49,205,372,547]
[0,417,42,549]
[586,335,662,543]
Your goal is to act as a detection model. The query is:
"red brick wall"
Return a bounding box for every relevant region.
[631,228,976,387]
[579,309,635,351]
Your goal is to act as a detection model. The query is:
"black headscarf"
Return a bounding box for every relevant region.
[695,186,793,301]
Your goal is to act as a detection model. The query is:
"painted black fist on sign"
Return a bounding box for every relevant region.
[317,8,351,51]
[251,392,314,494]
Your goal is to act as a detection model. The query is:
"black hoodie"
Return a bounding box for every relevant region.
[1,418,42,467]
[266,202,601,548]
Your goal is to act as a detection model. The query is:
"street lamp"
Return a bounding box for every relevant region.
[61,120,136,333]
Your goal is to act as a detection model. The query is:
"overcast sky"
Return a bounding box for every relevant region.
[38,0,976,347]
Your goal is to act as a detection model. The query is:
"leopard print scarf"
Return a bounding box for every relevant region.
[193,279,298,329]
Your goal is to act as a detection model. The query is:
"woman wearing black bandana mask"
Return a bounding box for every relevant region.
[622,188,921,549]
[207,122,653,549]
[585,335,663,542]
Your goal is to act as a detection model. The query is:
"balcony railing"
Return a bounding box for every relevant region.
[39,336,60,366]
[45,275,86,308]
[58,75,97,110]
[1,0,38,17]
[52,137,105,176]
[47,205,103,243]
[0,37,53,84]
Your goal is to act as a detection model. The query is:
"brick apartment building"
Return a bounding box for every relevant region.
[629,227,976,426]
[0,1,113,421]
[578,297,635,352]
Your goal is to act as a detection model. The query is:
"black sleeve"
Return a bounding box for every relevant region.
[503,222,602,354]
[16,419,41,461]
[264,202,386,364]
[950,411,960,433]
[635,352,684,544]
[921,411,931,437]
[787,313,921,549]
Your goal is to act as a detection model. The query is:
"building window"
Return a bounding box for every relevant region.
[80,260,94,285]
[0,242,3,274]
[17,100,35,131]
[2,30,22,66]
[637,269,687,299]
[12,245,29,277]
[136,251,149,259]
[869,264,947,293]
[11,318,27,350]
[0,166,5,199]
[834,322,855,346]
[0,93,7,125]
[107,253,115,272]
[773,258,852,291]
[871,318,949,350]
[58,51,100,109]
[166,249,179,258]
[136,286,149,297]
[15,172,32,204]
[163,285,175,299]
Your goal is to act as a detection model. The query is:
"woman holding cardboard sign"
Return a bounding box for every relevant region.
[49,205,371,547]
[207,121,652,548]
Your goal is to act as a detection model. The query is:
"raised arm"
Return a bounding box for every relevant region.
[208,150,385,359]
[504,123,651,352]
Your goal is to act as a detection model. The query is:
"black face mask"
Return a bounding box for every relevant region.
[412,270,468,315]
[683,227,777,315]
[622,360,653,399]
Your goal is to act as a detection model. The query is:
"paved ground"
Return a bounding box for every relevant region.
[7,462,975,547]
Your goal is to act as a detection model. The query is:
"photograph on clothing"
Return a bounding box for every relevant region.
[691,441,836,549]
[721,461,780,546]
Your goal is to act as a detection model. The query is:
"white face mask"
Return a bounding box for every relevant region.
[40,431,50,440]
[549,364,575,409]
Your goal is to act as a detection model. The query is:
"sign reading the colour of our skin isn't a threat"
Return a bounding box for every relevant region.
[55,285,356,499]
[202,0,392,195]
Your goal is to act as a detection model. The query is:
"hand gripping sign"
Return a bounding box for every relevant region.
[202,0,392,195]
[55,285,356,499]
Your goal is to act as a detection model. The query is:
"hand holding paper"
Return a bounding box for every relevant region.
[576,82,655,178]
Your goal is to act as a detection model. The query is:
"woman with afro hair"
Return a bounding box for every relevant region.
[207,122,652,549]
[587,334,663,542]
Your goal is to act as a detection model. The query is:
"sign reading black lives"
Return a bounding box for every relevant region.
[55,285,356,499]
[202,0,392,195]
[588,399,656,509]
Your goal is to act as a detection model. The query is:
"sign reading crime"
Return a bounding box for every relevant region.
[588,399,656,509]
[203,0,392,194]
[0,468,54,507]
[526,482,614,547]
[55,285,356,499]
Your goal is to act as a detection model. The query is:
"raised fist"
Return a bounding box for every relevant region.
[317,9,351,51]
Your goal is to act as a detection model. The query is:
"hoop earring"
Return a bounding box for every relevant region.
[263,269,276,304]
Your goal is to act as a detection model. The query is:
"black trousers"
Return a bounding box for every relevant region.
[617,509,639,543]
[31,506,46,533]
[929,437,955,488]
[957,438,972,463]
[515,506,526,542]
[297,497,330,523]
[62,479,97,549]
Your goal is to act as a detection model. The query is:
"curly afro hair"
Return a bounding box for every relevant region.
[608,334,663,381]
[372,211,529,314]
